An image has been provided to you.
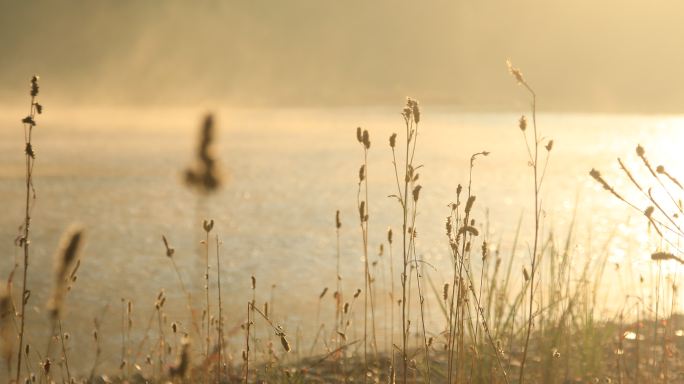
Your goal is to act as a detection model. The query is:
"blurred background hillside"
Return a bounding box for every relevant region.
[1,0,683,112]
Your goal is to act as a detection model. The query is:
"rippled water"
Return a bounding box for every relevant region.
[0,107,682,374]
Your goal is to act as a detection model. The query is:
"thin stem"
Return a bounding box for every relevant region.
[57,319,71,382]
[245,302,250,384]
[388,233,396,384]
[204,228,210,382]
[408,196,431,382]
[357,144,371,381]
[157,306,165,380]
[169,257,203,341]
[401,117,410,384]
[216,235,223,383]
[16,92,37,384]
[336,216,343,350]
[519,87,538,384]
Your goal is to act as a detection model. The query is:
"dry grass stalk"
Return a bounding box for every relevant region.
[89,305,108,381]
[593,145,684,257]
[387,227,396,383]
[48,225,84,320]
[185,114,222,194]
[334,210,344,355]
[508,59,552,384]
[244,302,251,384]
[215,235,224,382]
[44,225,84,384]
[389,97,431,383]
[202,218,214,372]
[0,287,12,380]
[155,289,167,380]
[356,125,373,380]
[16,75,42,384]
[169,335,191,379]
[651,252,684,264]
[161,234,202,344]
[251,304,291,353]
[446,152,504,384]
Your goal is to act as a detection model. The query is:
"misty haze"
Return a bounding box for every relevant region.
[0,1,683,384]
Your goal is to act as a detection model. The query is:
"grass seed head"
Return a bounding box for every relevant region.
[506,59,525,84]
[636,144,645,157]
[362,129,370,149]
[651,252,684,264]
[49,225,84,319]
[412,185,422,202]
[162,235,175,257]
[30,75,39,97]
[280,335,291,352]
[202,219,214,233]
[389,133,397,148]
[644,206,654,218]
[406,98,420,123]
[465,196,476,215]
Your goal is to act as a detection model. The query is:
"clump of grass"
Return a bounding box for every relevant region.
[591,144,684,382]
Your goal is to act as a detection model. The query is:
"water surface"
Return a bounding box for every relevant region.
[0,107,680,374]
